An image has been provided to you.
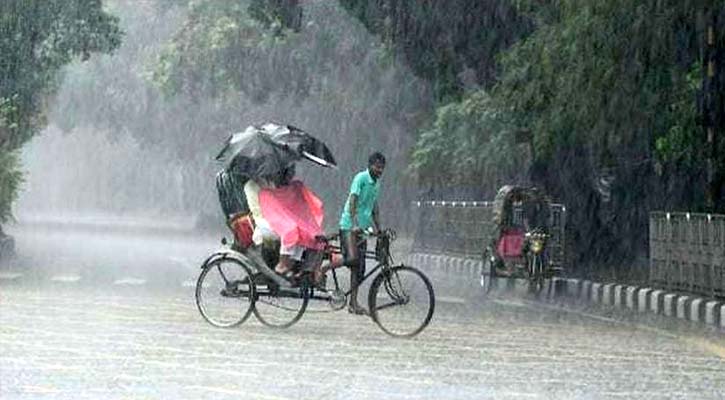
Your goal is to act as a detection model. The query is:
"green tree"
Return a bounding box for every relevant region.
[152,0,307,103]
[204,0,533,102]
[410,90,524,197]
[338,0,533,102]
[0,0,122,222]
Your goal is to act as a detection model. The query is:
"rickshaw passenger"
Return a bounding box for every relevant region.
[244,173,306,275]
[243,177,277,244]
[246,165,325,281]
[260,181,326,278]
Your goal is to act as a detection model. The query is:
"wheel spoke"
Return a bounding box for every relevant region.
[373,301,401,312]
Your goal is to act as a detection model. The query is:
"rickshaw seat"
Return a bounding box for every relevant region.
[496,227,525,259]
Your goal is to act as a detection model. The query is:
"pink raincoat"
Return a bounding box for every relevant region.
[259,180,325,250]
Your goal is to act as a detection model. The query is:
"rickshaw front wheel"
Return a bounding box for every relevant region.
[527,254,546,294]
[368,266,435,338]
[480,248,496,295]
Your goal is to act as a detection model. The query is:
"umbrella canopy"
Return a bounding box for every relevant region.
[215,125,298,179]
[215,123,336,179]
[263,123,336,168]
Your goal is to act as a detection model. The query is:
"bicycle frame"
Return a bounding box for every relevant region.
[287,233,396,302]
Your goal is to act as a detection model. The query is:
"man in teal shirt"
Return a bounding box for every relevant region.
[339,152,385,315]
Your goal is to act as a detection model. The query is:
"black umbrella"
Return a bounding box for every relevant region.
[215,125,297,179]
[263,123,337,168]
[215,123,336,179]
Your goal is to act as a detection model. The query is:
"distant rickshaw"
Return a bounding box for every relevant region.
[480,185,562,294]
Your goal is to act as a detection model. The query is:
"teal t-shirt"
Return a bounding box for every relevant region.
[339,170,379,230]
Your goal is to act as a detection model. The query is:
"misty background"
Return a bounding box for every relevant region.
[17,1,432,233]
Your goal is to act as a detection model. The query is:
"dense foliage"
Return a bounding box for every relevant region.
[409,91,524,198]
[410,0,724,271]
[0,0,121,222]
[339,0,533,102]
[152,0,304,102]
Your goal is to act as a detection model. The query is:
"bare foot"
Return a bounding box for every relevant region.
[274,255,293,275]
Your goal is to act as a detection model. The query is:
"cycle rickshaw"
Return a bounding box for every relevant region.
[480,185,562,294]
[195,228,435,338]
[196,124,434,338]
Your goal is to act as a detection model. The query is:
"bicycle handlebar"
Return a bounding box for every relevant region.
[365,228,396,240]
[316,228,396,243]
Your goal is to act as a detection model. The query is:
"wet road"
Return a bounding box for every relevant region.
[1,223,724,399]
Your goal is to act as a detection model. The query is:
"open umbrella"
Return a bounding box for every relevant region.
[215,125,296,179]
[215,123,336,179]
[262,123,337,168]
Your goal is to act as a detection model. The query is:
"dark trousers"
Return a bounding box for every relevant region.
[340,229,367,283]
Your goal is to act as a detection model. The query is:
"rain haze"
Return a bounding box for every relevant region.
[1,1,724,399]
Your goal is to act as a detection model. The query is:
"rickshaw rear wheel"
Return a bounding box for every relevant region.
[196,257,255,328]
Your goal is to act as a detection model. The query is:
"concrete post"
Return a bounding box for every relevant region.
[664,293,678,317]
[676,296,690,320]
[638,288,652,313]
